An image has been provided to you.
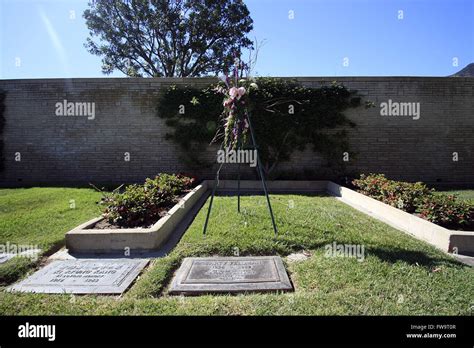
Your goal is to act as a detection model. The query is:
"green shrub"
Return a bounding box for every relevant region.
[352,174,432,213]
[416,194,474,230]
[145,173,195,196]
[100,174,195,228]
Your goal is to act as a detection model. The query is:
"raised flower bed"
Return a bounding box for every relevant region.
[351,174,473,231]
[66,175,208,253]
[328,178,474,255]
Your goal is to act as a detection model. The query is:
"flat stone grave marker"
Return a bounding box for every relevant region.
[169,256,293,295]
[8,259,148,294]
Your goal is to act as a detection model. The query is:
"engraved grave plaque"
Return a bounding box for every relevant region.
[8,259,148,294]
[169,256,293,295]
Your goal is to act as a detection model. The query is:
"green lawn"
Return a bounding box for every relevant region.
[0,188,102,284]
[0,191,472,315]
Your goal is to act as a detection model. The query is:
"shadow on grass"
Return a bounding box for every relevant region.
[182,231,463,269]
[0,257,36,286]
[366,246,463,268]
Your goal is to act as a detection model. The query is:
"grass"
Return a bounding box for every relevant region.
[0,192,472,315]
[0,188,102,284]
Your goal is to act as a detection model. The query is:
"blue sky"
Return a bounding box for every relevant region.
[1,0,473,78]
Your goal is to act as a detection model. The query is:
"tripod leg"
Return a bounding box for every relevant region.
[256,155,278,236]
[237,162,241,213]
[246,112,278,236]
[203,174,219,235]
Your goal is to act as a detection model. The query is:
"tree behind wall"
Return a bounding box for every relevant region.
[83,0,254,77]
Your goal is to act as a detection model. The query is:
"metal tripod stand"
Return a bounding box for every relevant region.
[202,111,278,236]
